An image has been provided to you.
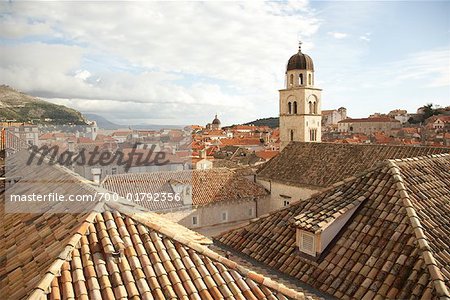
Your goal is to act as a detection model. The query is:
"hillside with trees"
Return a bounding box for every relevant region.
[0,85,86,125]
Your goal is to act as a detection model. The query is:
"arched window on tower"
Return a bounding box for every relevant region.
[308,101,312,114]
[308,74,312,85]
[293,101,297,114]
[299,74,303,85]
[289,74,294,86]
[288,102,292,114]
[290,130,294,141]
[313,101,317,114]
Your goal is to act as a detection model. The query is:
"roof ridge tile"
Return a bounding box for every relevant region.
[104,200,307,299]
[27,209,101,299]
[386,159,450,299]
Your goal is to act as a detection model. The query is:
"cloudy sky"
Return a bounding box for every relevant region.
[1,1,449,126]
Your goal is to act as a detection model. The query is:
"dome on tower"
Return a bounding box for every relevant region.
[212,115,221,125]
[286,42,314,71]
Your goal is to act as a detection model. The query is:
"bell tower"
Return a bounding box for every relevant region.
[280,42,322,150]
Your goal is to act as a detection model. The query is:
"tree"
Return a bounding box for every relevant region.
[422,103,438,120]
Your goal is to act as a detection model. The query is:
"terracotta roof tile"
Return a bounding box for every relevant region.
[0,152,307,300]
[258,142,449,188]
[102,168,268,211]
[218,154,450,299]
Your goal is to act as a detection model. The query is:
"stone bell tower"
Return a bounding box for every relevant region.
[280,42,322,150]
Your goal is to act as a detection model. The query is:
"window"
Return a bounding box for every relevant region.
[313,102,317,114]
[308,101,312,114]
[221,211,228,222]
[299,231,315,256]
[283,200,290,206]
[112,167,117,175]
[308,74,312,85]
[192,216,198,226]
[293,101,297,114]
[290,130,294,141]
[289,74,294,85]
[310,129,317,141]
[288,102,292,114]
[299,73,303,85]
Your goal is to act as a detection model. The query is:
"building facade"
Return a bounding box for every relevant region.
[322,107,347,126]
[338,117,401,135]
[279,42,322,149]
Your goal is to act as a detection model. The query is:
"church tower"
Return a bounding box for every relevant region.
[280,42,322,149]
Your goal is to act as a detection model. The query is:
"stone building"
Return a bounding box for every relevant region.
[388,109,409,124]
[280,42,322,149]
[321,107,347,126]
[7,124,39,147]
[102,168,270,236]
[206,114,221,130]
[256,142,449,211]
[338,117,401,135]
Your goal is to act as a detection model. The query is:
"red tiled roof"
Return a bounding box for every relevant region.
[257,142,450,188]
[220,138,262,146]
[0,154,305,300]
[102,168,268,209]
[401,127,419,134]
[77,136,95,143]
[203,130,226,136]
[112,131,132,137]
[39,133,54,140]
[255,150,279,160]
[218,154,450,299]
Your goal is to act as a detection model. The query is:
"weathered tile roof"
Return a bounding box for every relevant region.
[1,153,303,300]
[38,208,305,300]
[217,154,450,299]
[102,168,268,211]
[257,142,450,188]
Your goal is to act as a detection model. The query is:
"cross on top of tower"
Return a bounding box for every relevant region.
[298,41,303,52]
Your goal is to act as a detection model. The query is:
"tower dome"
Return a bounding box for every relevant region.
[212,114,221,125]
[287,42,314,71]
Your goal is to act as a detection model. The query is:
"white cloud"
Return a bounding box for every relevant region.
[328,32,348,39]
[391,48,450,88]
[359,32,371,42]
[0,1,320,125]
[74,70,92,81]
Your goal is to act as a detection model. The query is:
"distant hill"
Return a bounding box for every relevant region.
[84,112,185,130]
[83,113,121,130]
[244,117,279,128]
[0,85,86,125]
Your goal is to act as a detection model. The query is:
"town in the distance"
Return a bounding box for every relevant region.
[1,43,449,300]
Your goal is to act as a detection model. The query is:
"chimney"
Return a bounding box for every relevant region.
[182,185,193,206]
[68,140,75,152]
[199,149,206,159]
[91,168,102,184]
